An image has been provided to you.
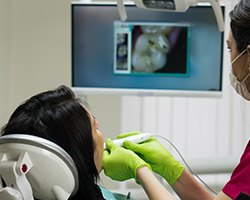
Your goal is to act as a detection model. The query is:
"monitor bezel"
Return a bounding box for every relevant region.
[71,2,225,97]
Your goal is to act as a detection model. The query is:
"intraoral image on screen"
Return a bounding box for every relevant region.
[114,22,190,76]
[72,4,224,94]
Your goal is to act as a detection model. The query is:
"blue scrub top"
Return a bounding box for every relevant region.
[99,185,135,200]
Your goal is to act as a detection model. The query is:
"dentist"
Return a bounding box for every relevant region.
[103,0,250,199]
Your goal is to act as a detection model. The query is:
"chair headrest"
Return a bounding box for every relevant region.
[0,134,79,200]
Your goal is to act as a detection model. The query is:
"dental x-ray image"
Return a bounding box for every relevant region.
[115,32,130,72]
[114,22,190,76]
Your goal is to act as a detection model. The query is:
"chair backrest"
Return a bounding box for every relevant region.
[0,134,79,200]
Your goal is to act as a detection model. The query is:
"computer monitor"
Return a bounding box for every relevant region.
[71,3,224,97]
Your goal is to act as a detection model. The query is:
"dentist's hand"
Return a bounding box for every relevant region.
[118,132,184,186]
[102,138,151,182]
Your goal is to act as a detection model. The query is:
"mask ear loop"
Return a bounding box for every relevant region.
[241,72,250,84]
[239,54,250,101]
[234,50,250,84]
[231,48,247,64]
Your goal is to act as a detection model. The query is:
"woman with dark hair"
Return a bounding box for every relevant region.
[103,0,250,199]
[1,86,105,200]
[1,85,175,200]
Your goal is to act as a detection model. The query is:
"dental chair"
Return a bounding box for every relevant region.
[0,134,79,200]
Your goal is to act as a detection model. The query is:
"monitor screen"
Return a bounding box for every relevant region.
[72,3,224,97]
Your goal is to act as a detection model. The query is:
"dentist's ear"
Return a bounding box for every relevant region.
[247,44,250,53]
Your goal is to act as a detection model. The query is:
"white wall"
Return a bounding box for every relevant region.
[0,0,71,128]
[0,0,11,127]
[8,0,71,112]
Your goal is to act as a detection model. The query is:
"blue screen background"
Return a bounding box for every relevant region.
[72,5,224,92]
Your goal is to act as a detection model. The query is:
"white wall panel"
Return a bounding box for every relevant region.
[156,97,174,141]
[141,97,158,133]
[215,93,231,157]
[185,98,204,158]
[168,97,188,156]
[121,96,143,132]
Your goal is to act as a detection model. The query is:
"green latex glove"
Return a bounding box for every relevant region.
[118,132,185,186]
[102,138,151,182]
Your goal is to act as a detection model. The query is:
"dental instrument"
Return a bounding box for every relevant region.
[105,132,217,195]
[104,132,153,149]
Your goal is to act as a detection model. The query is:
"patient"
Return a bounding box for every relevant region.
[1,85,174,200]
[1,85,105,199]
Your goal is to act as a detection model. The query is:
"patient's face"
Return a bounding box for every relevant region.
[90,114,104,173]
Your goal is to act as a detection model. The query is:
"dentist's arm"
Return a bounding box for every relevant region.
[118,133,216,200]
[137,166,175,200]
[139,167,229,200]
[172,170,232,200]
[172,169,214,200]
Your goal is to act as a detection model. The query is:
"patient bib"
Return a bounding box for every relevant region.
[99,185,135,200]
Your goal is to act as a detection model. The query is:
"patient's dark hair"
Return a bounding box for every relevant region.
[230,0,250,53]
[1,85,104,200]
